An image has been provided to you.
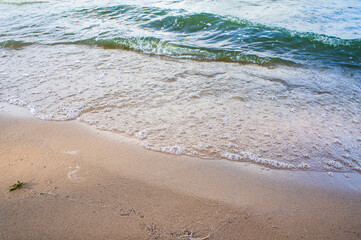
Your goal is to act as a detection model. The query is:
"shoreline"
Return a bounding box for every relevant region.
[2,43,360,173]
[1,103,360,239]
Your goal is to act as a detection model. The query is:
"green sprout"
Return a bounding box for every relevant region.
[9,180,23,192]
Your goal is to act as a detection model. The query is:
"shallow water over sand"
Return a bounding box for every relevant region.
[1,45,360,172]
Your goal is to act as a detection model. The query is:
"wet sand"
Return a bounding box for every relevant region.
[0,104,360,239]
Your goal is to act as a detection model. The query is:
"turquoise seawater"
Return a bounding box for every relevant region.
[0,0,360,68]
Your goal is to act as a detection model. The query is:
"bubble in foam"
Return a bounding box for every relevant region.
[298,163,311,169]
[141,141,153,149]
[6,96,27,106]
[222,152,295,169]
[193,144,206,151]
[135,130,148,140]
[327,160,343,169]
[55,108,82,120]
[29,106,37,115]
[161,146,185,155]
[36,113,52,120]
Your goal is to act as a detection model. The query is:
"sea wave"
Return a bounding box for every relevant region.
[0,40,33,49]
[69,37,291,65]
[0,3,360,68]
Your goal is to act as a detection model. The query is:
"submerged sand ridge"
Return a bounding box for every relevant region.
[0,106,360,239]
[1,45,361,173]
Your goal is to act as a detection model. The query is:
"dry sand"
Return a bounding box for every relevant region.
[0,103,360,239]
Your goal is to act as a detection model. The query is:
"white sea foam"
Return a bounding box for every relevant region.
[327,160,343,169]
[222,152,295,169]
[29,106,37,115]
[135,130,148,140]
[298,163,311,169]
[6,96,27,106]
[39,114,53,120]
[161,146,185,155]
[1,45,360,173]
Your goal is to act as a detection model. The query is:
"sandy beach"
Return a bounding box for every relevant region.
[0,103,360,239]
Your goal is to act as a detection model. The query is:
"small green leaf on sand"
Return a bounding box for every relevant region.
[9,180,23,192]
